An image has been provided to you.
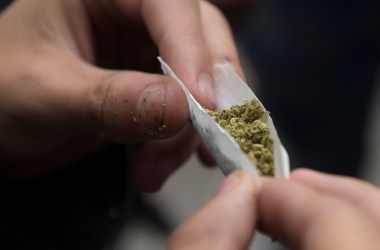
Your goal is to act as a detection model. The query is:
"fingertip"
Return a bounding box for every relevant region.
[169,169,257,249]
[197,73,216,109]
[132,75,190,140]
[160,75,190,135]
[217,170,258,199]
[135,76,190,137]
[220,58,246,82]
[160,53,216,110]
[197,143,216,167]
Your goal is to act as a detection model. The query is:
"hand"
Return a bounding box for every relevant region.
[260,169,380,250]
[0,0,243,188]
[169,169,380,249]
[169,170,257,249]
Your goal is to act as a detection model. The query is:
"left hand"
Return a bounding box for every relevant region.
[0,0,243,190]
[168,170,257,249]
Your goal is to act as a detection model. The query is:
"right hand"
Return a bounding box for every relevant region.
[169,169,380,249]
[266,169,380,250]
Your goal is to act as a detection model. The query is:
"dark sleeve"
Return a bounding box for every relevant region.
[0,144,136,250]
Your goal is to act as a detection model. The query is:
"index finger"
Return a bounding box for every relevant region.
[258,178,380,250]
[141,0,214,108]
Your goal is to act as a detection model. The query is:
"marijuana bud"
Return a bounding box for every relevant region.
[207,99,274,176]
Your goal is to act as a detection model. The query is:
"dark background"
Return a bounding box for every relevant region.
[238,0,380,177]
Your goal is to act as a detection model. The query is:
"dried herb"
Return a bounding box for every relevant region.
[207,99,274,176]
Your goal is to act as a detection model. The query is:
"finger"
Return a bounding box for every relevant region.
[132,124,200,192]
[258,178,380,250]
[200,1,245,80]
[291,168,380,225]
[197,143,217,167]
[140,0,215,108]
[18,51,189,142]
[169,170,257,250]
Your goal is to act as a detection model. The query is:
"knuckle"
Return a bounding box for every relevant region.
[82,73,115,134]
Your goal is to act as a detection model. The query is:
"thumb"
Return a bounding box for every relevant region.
[54,54,189,142]
[168,171,257,250]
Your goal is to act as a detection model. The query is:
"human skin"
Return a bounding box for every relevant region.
[0,0,243,190]
[169,169,380,250]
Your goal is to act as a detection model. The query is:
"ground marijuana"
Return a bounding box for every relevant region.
[207,99,274,176]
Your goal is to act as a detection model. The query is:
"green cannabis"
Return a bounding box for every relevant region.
[207,99,274,176]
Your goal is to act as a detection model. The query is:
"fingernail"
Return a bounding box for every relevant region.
[198,73,215,107]
[220,58,236,71]
[216,171,242,196]
[135,83,167,132]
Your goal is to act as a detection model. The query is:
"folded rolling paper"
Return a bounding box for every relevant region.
[158,57,289,182]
